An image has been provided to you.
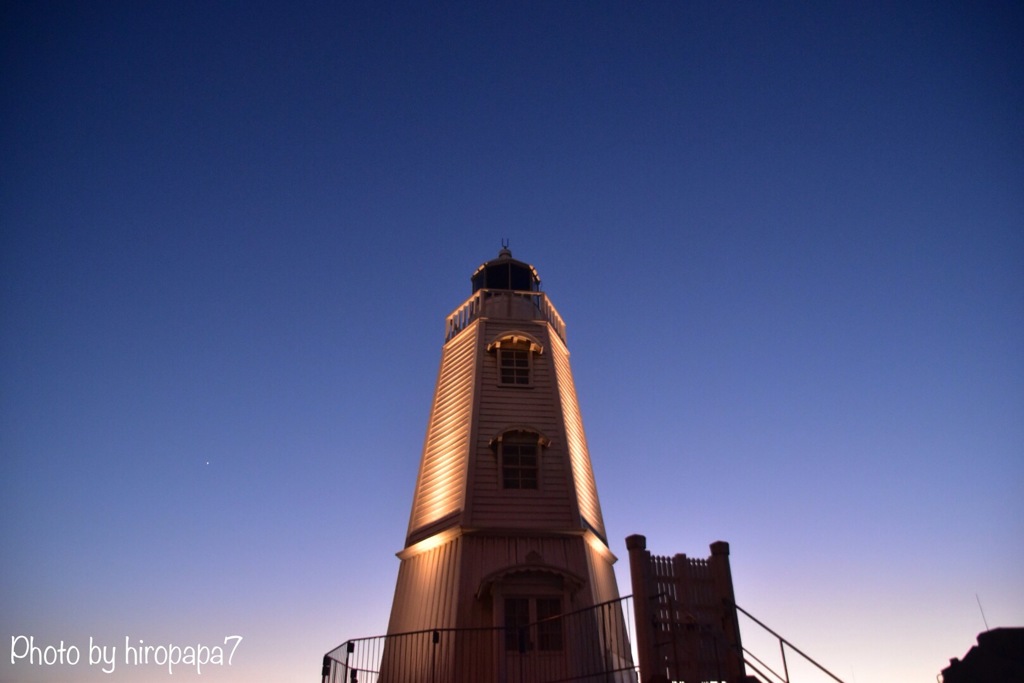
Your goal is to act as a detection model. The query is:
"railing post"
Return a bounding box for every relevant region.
[627,534,667,683]
[431,630,439,683]
[710,541,746,682]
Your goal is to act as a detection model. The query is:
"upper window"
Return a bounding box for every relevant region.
[500,347,530,385]
[488,333,543,387]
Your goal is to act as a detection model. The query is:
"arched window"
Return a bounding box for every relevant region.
[491,429,550,490]
[504,596,563,651]
[500,343,531,385]
[478,563,584,656]
[487,333,543,386]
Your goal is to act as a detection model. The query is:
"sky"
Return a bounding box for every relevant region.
[2,1,1022,682]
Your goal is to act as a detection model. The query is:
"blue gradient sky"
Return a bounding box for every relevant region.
[2,2,1021,682]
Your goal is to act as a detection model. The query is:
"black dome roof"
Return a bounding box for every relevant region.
[471,248,540,293]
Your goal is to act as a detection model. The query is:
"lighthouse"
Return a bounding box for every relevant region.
[380,247,629,681]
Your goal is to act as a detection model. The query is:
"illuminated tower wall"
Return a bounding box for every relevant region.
[382,248,623,679]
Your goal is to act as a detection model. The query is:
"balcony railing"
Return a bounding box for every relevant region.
[445,289,567,343]
[322,596,637,683]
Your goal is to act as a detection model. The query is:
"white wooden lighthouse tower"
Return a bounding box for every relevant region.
[381,247,626,681]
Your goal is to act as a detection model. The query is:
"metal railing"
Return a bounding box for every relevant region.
[322,596,637,683]
[732,602,845,683]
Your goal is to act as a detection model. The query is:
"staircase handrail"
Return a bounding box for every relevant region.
[742,645,787,683]
[730,601,846,683]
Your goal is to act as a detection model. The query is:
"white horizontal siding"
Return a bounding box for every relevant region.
[406,324,478,538]
[469,321,576,530]
[550,331,607,541]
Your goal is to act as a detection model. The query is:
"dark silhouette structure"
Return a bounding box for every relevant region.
[941,628,1024,683]
[627,535,748,683]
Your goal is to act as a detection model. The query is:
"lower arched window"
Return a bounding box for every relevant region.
[504,596,563,651]
[501,432,539,489]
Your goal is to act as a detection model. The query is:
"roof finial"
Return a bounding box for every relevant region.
[499,239,512,259]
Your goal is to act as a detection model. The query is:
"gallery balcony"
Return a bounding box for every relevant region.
[445,289,567,343]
